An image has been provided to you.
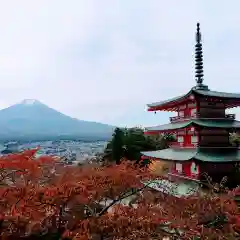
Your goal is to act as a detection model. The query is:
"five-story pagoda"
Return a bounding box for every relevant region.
[141,23,240,184]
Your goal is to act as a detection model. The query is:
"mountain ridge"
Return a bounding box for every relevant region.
[0,99,115,141]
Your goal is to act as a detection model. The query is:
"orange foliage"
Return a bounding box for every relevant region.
[0,150,240,239]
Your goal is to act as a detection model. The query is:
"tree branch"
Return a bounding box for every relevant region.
[97,180,155,216]
[0,169,26,182]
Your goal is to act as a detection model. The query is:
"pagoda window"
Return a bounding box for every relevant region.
[190,108,197,117]
[176,163,182,173]
[191,162,199,175]
[191,136,198,144]
[177,136,184,143]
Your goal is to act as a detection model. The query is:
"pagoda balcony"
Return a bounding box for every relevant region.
[169,114,197,123]
[169,113,235,122]
[168,171,200,182]
[169,116,181,122]
[170,142,238,149]
[169,142,198,148]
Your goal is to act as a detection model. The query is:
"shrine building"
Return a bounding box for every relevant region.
[141,23,240,184]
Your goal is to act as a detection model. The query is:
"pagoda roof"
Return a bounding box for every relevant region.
[147,89,240,111]
[145,119,240,133]
[148,23,240,111]
[195,89,240,99]
[141,148,240,162]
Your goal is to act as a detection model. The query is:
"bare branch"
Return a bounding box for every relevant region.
[97,180,154,216]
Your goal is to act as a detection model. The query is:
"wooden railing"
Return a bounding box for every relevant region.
[169,142,198,148]
[169,116,181,122]
[168,171,200,181]
[169,113,198,123]
[169,113,235,123]
[169,142,237,149]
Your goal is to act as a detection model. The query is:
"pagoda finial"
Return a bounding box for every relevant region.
[196,22,201,43]
[192,23,209,90]
[195,23,204,85]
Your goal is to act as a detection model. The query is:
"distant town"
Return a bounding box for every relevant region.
[0,140,108,165]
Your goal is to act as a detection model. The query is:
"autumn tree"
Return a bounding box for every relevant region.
[1,150,240,239]
[230,132,240,147]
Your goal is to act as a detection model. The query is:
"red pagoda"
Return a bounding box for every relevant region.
[141,23,240,184]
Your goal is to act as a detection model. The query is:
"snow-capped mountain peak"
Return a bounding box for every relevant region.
[0,99,114,141]
[20,99,41,105]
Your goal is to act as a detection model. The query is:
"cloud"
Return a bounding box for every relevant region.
[0,0,239,126]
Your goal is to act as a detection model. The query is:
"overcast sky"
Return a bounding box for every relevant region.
[0,0,239,127]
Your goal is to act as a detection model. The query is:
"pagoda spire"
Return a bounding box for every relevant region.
[193,23,209,90]
[195,23,203,85]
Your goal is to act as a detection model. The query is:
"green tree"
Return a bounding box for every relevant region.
[123,128,147,161]
[111,127,125,164]
[104,127,175,164]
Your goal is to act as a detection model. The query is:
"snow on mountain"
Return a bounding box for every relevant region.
[20,99,41,105]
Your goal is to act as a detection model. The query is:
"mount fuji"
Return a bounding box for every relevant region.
[0,99,115,141]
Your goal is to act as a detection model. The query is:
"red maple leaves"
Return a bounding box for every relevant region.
[0,150,240,239]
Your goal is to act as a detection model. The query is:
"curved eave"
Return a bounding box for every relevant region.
[141,149,196,161]
[141,149,240,162]
[144,121,191,134]
[195,119,240,129]
[196,150,240,162]
[194,89,240,100]
[144,119,240,134]
[147,91,192,112]
[193,89,240,108]
[147,89,240,112]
